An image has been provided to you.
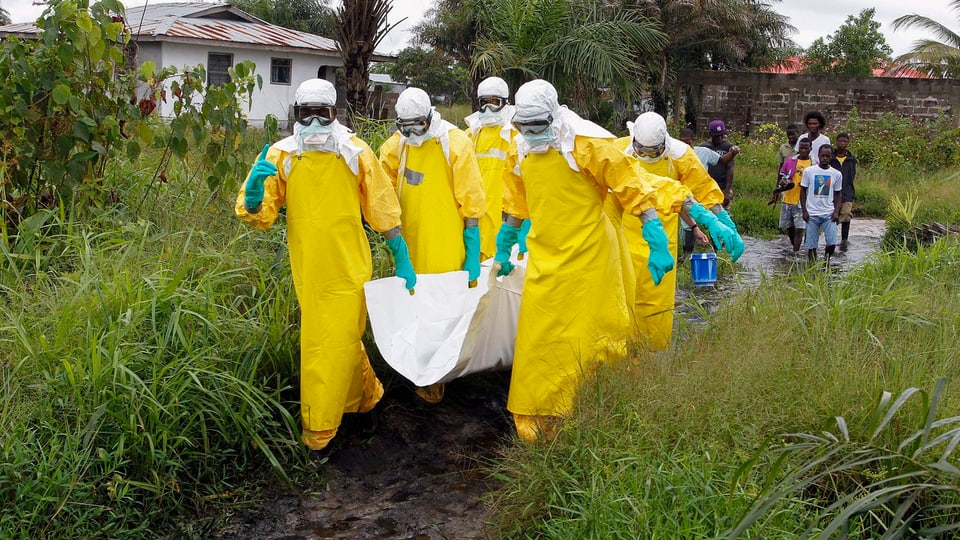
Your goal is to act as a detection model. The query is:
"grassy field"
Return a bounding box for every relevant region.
[491,237,960,538]
[2,124,959,537]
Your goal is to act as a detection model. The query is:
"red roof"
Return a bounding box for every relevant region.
[762,56,931,78]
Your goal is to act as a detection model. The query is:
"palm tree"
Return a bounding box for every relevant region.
[471,0,667,122]
[1,5,11,26]
[228,0,335,36]
[632,0,795,120]
[333,0,402,119]
[414,0,482,97]
[891,0,960,78]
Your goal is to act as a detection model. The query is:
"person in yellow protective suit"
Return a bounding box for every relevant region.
[615,112,745,351]
[492,79,675,443]
[235,79,417,454]
[379,87,486,405]
[463,76,521,260]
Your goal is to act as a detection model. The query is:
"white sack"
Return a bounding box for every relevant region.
[364,262,525,386]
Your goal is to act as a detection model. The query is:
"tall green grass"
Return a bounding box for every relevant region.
[490,237,960,538]
[0,142,305,537]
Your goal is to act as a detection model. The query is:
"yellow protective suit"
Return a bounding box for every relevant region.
[235,138,401,450]
[379,130,486,273]
[613,136,725,351]
[502,137,659,436]
[468,125,516,260]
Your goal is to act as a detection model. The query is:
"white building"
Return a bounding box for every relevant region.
[0,2,393,127]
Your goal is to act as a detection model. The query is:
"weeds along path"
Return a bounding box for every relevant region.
[215,370,513,540]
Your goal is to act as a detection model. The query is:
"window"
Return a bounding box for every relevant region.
[207,52,233,86]
[271,58,292,85]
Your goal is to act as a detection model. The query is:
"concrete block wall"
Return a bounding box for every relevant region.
[680,71,960,137]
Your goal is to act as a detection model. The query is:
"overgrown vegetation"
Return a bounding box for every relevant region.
[0,136,309,536]
[491,237,960,538]
[0,0,277,227]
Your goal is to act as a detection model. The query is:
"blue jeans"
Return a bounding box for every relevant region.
[805,214,837,250]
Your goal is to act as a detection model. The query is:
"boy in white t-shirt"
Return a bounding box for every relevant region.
[800,144,843,262]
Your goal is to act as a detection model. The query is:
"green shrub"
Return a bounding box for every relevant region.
[839,108,960,172]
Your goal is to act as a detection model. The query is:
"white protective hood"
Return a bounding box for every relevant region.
[513,79,613,171]
[624,111,687,162]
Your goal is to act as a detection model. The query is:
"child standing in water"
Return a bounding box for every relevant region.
[800,144,843,262]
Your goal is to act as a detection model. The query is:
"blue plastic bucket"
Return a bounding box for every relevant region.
[690,252,717,286]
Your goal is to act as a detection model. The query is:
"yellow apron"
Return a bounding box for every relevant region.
[506,149,633,418]
[380,132,486,273]
[614,137,724,351]
[236,142,400,449]
[471,126,513,260]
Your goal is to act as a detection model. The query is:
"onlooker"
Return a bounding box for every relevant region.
[699,120,740,208]
[778,138,814,252]
[800,144,843,262]
[677,127,724,260]
[680,128,717,168]
[768,123,799,205]
[797,111,830,159]
[779,124,800,166]
[830,133,857,252]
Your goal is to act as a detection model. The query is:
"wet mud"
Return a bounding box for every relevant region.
[216,218,887,540]
[215,371,513,540]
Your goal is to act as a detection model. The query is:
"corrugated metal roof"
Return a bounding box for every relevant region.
[1,2,393,59]
[0,22,39,34]
[128,3,339,54]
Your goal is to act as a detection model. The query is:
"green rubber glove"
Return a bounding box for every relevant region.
[463,225,481,282]
[494,222,520,277]
[385,236,417,290]
[714,209,745,262]
[688,203,738,259]
[641,218,674,286]
[517,219,532,256]
[244,144,278,210]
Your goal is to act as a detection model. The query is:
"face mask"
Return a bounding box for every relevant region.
[404,132,430,147]
[521,128,556,153]
[297,118,337,154]
[479,109,503,126]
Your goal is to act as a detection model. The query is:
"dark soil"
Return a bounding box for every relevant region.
[214,370,514,540]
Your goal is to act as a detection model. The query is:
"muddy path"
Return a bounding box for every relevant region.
[215,370,514,540]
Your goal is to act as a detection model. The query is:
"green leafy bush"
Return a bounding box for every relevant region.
[0,0,276,227]
[839,108,960,173]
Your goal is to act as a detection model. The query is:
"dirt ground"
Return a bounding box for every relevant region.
[214,370,515,540]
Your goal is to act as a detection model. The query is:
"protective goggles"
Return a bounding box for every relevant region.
[632,140,666,159]
[294,104,336,126]
[477,96,507,113]
[511,115,553,136]
[396,113,431,137]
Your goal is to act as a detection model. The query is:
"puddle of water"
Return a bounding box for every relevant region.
[733,218,887,286]
[677,218,887,322]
